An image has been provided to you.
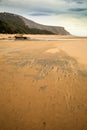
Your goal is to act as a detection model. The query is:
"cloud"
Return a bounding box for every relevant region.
[29,12,51,16]
[0,0,87,17]
[69,8,87,12]
[77,1,83,4]
[65,0,85,4]
[0,0,67,16]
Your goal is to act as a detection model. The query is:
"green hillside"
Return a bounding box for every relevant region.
[0,13,54,34]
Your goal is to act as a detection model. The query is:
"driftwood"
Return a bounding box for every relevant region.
[15,34,28,40]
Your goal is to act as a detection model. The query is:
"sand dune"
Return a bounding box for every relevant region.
[0,35,87,130]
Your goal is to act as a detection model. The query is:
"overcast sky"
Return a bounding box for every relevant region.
[0,0,87,36]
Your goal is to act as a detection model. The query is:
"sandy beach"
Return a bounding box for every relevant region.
[0,34,87,130]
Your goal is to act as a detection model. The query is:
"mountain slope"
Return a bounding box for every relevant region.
[0,12,70,35]
[20,16,70,35]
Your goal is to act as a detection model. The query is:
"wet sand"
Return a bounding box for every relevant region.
[0,35,87,130]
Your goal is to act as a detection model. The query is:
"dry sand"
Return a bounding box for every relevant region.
[0,35,87,130]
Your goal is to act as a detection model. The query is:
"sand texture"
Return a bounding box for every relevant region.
[0,35,87,130]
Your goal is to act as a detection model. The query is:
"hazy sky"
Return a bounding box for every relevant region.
[0,0,87,36]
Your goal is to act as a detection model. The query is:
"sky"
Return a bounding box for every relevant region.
[0,0,87,36]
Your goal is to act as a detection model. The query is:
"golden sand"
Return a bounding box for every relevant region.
[0,35,87,130]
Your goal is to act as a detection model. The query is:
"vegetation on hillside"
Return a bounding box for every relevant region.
[0,13,54,34]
